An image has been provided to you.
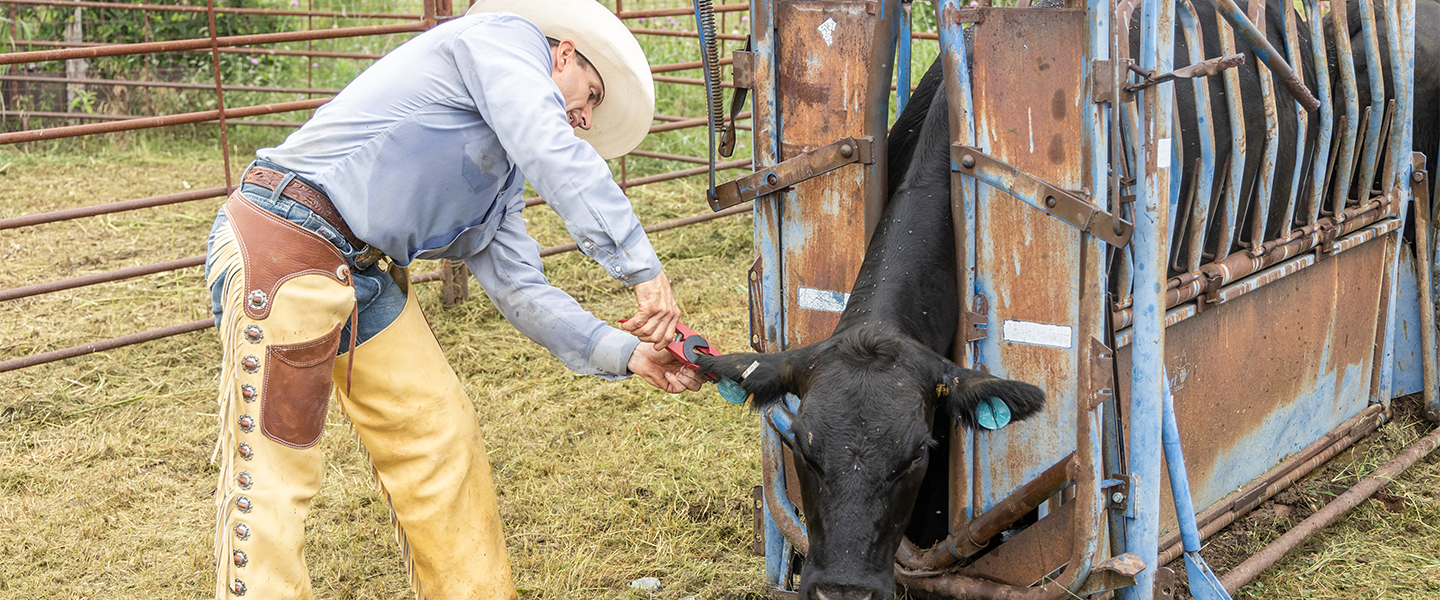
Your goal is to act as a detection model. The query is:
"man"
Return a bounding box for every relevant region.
[202,0,703,597]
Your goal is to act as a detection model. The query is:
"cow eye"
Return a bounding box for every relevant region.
[909,447,928,468]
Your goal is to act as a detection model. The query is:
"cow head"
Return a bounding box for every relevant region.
[695,325,1045,600]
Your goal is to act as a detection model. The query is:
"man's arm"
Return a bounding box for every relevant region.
[451,16,680,348]
[465,197,700,391]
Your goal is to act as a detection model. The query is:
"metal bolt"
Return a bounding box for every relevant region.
[961,154,976,169]
[1415,170,1426,183]
[766,172,779,186]
[1111,492,1125,504]
[1045,196,1057,209]
[749,271,758,281]
[1113,219,1126,237]
[751,334,760,344]
[840,143,854,158]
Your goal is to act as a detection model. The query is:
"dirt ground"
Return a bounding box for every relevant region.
[3,143,1440,599]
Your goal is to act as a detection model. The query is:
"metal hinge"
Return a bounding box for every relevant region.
[952,145,1134,247]
[712,137,874,210]
[752,485,766,556]
[1091,59,1134,104]
[1088,337,1115,410]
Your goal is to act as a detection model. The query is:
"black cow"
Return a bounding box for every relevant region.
[696,54,1046,600]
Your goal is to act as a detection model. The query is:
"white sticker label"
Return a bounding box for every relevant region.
[797,287,850,313]
[1157,137,1172,169]
[1001,319,1073,349]
[817,18,837,47]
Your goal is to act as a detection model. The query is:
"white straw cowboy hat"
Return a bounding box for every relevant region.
[467,0,654,159]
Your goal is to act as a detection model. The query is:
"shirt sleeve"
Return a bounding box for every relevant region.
[465,194,640,379]
[452,15,662,286]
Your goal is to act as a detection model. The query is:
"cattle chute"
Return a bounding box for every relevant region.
[706,0,1437,598]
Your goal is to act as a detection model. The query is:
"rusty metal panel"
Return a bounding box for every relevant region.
[966,8,1088,512]
[957,500,1075,586]
[1116,236,1388,532]
[776,0,875,348]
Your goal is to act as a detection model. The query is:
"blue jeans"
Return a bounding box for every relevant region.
[206,160,406,350]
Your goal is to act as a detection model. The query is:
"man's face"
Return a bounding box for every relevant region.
[550,39,605,130]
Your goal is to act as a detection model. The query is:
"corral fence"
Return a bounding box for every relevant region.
[0,0,878,373]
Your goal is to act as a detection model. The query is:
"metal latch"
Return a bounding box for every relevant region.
[952,145,1134,247]
[1125,53,1245,92]
[712,137,874,210]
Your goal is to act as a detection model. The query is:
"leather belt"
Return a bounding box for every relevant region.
[243,166,386,270]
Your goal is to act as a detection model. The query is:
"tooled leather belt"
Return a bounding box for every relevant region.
[242,165,387,270]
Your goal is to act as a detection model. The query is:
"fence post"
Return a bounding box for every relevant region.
[439,260,471,306]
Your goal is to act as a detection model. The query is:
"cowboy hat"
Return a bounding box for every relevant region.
[467,0,654,159]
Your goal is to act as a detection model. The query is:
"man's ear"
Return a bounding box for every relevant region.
[932,356,1046,430]
[694,346,819,410]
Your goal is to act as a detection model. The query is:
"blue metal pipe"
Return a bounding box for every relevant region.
[1203,0,1319,111]
[898,0,913,114]
[1354,0,1387,199]
[1120,0,1173,597]
[1247,0,1279,248]
[1215,10,1247,256]
[1162,370,1234,600]
[1383,0,1414,193]
[1278,0,1308,232]
[1302,0,1333,225]
[762,395,806,585]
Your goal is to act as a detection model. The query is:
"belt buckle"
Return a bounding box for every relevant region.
[353,246,385,270]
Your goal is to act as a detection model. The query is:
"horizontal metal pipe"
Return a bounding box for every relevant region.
[627,28,748,41]
[0,256,205,303]
[1219,425,1440,591]
[1155,405,1385,566]
[0,0,420,20]
[0,111,305,129]
[652,75,737,88]
[0,22,425,66]
[626,149,713,164]
[8,39,387,60]
[616,3,750,19]
[0,98,328,145]
[538,204,751,257]
[649,112,751,134]
[0,74,339,95]
[897,454,1077,570]
[619,159,752,188]
[0,319,211,374]
[653,57,733,74]
[0,187,230,231]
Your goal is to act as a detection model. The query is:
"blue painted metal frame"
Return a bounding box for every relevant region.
[1177,0,1216,272]
[898,0,912,114]
[1162,370,1232,600]
[1354,0,1387,198]
[1302,0,1332,226]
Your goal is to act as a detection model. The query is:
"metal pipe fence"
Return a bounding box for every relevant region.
[0,0,938,374]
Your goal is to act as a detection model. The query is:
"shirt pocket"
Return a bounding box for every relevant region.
[462,127,512,193]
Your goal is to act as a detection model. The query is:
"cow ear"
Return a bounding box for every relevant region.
[694,346,818,410]
[933,357,1046,430]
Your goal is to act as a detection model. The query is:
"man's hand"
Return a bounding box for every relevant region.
[628,342,704,393]
[623,270,682,350]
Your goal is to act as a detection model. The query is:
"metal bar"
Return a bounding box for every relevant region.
[1301,0,1333,226]
[1214,11,1247,257]
[1245,0,1278,248]
[7,39,388,60]
[627,149,714,164]
[1354,0,1387,197]
[898,1,913,113]
[1123,0,1175,593]
[0,320,211,374]
[648,111,752,133]
[1161,371,1232,599]
[652,74,737,88]
[1218,426,1440,591]
[0,188,229,231]
[864,0,902,241]
[620,158,752,189]
[1331,0,1361,209]
[953,146,1133,247]
[615,3,749,19]
[651,56,735,74]
[627,27,748,41]
[713,138,869,210]
[1383,0,1414,194]
[537,204,751,257]
[1411,156,1438,422]
[1202,0,1319,111]
[206,0,233,191]
[0,110,303,128]
[0,256,204,303]
[0,0,420,20]
[1278,0,1307,232]
[0,23,424,66]
[0,74,338,95]
[1177,0,1217,271]
[0,98,328,145]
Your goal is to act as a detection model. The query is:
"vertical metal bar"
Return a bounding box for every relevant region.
[1354,0,1386,199]
[1246,0,1277,247]
[1162,371,1233,600]
[1382,0,1411,194]
[1178,0,1215,272]
[1330,0,1360,210]
[864,0,902,240]
[1203,0,1317,110]
[205,0,232,190]
[1121,0,1172,597]
[761,407,798,586]
[1214,12,1246,256]
[1277,0,1307,232]
[940,0,979,530]
[1411,155,1438,421]
[1301,0,1332,226]
[898,0,912,114]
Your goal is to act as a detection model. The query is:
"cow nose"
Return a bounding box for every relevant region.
[812,585,878,600]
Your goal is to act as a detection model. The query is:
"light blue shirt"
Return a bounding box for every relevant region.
[258,12,660,378]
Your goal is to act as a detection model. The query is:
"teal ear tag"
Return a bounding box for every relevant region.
[976,397,1013,430]
[716,377,749,404]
